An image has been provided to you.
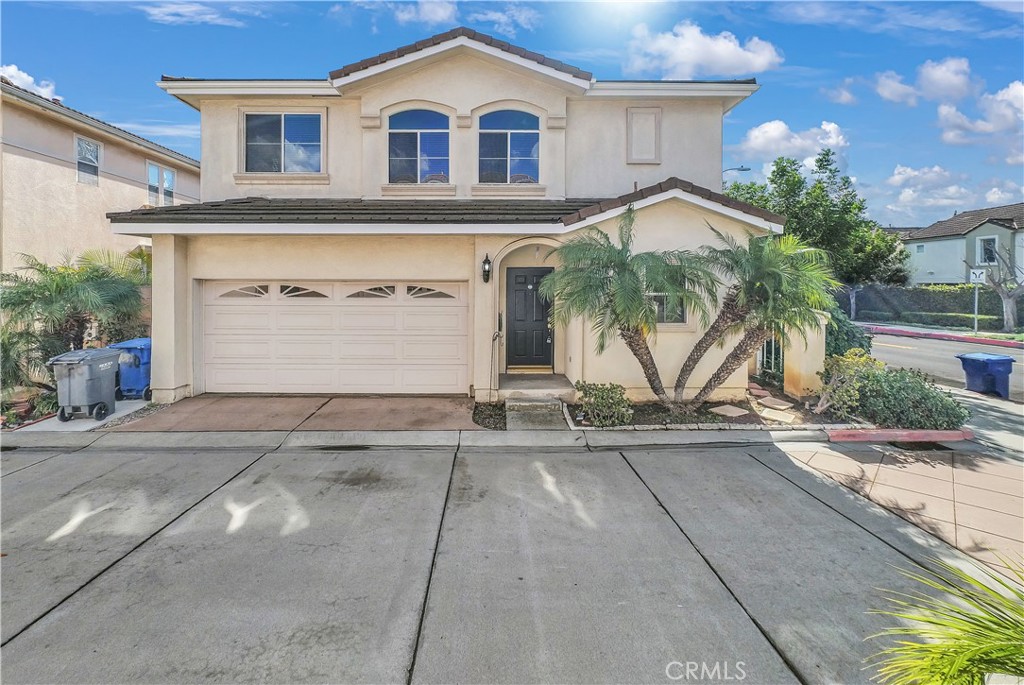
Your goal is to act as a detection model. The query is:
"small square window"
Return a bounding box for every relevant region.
[916,244,925,254]
[77,137,99,185]
[244,113,322,173]
[653,295,687,324]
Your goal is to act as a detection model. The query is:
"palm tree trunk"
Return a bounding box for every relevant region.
[687,327,772,408]
[619,326,671,406]
[672,287,745,402]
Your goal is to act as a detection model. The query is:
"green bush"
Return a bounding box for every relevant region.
[860,310,895,322]
[900,311,1002,331]
[826,307,872,356]
[856,368,969,430]
[838,284,1024,328]
[815,348,884,420]
[574,381,633,427]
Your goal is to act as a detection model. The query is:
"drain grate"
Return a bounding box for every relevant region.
[888,441,953,451]
[314,445,369,451]
[0,445,18,452]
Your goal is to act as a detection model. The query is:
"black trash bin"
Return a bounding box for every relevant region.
[48,348,121,421]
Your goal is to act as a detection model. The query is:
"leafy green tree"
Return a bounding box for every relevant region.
[727,149,909,287]
[685,235,838,408]
[1,254,143,392]
[540,206,719,406]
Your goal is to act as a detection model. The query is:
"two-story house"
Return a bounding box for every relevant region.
[1,77,199,273]
[108,28,785,404]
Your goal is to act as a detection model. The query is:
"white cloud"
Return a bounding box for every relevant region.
[626,21,783,80]
[770,2,984,39]
[875,71,919,106]
[938,80,1023,163]
[137,3,246,26]
[737,120,848,172]
[466,4,540,38]
[886,164,960,188]
[984,181,1023,204]
[883,163,975,215]
[917,57,974,102]
[111,121,201,139]
[0,64,60,100]
[393,0,457,26]
[823,78,857,105]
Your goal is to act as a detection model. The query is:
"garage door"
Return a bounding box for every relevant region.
[202,281,469,394]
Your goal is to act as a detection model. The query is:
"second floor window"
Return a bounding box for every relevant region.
[244,113,322,173]
[388,110,450,184]
[147,162,176,206]
[479,110,539,184]
[77,136,100,185]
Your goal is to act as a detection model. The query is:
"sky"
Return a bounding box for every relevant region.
[2,0,1022,227]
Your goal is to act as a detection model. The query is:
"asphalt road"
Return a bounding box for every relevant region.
[0,435,979,685]
[871,334,1024,402]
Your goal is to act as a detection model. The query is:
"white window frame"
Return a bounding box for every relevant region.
[477,113,540,184]
[146,161,177,206]
[388,121,450,185]
[239,109,326,175]
[650,293,689,327]
[977,236,999,266]
[915,244,925,254]
[75,135,101,185]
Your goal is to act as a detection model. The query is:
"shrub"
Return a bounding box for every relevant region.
[814,348,883,419]
[860,310,895,322]
[837,283,1024,322]
[574,381,633,427]
[900,311,1002,331]
[826,307,872,356]
[856,368,969,429]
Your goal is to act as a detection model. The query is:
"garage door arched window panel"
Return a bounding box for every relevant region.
[388,110,450,184]
[347,285,397,299]
[479,110,539,184]
[219,284,270,298]
[280,284,329,299]
[407,285,456,299]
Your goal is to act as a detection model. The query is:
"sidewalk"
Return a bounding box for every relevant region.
[859,322,1024,349]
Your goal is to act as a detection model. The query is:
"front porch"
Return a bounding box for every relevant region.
[497,373,574,401]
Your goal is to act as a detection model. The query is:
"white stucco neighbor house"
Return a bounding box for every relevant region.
[1,77,199,274]
[108,28,793,405]
[902,203,1024,286]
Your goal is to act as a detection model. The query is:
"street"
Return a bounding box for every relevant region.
[870,334,1024,401]
[0,432,998,685]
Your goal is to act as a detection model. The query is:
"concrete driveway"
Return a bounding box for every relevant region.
[0,433,995,684]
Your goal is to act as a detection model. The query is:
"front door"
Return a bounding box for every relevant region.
[506,267,553,367]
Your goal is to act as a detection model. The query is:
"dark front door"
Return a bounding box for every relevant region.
[506,267,553,367]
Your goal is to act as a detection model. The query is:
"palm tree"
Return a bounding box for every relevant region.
[77,247,152,285]
[539,206,719,406]
[1,253,143,355]
[685,234,838,408]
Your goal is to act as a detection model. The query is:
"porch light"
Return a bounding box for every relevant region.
[482,254,492,283]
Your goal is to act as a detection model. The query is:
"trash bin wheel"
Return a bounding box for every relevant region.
[143,387,152,401]
[115,388,125,401]
[92,402,109,421]
[57,407,73,422]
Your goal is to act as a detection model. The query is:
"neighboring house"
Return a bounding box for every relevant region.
[108,28,786,404]
[0,76,199,273]
[902,203,1024,285]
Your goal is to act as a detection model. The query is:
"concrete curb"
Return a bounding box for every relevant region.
[827,428,975,443]
[1,432,105,449]
[861,324,1024,350]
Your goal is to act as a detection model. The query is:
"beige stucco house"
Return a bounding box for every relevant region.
[109,28,791,405]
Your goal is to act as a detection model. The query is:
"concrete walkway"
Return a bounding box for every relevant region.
[1,433,1003,684]
[776,441,1023,576]
[15,399,147,432]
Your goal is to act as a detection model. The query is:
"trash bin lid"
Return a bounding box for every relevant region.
[47,347,122,365]
[955,352,1015,362]
[109,337,152,349]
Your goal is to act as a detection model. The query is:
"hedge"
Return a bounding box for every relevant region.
[836,284,1023,321]
[859,309,1003,331]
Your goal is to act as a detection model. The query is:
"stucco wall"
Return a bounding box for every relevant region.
[965,222,1015,271]
[1,98,199,272]
[906,238,967,284]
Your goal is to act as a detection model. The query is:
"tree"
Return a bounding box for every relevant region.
[726,150,909,289]
[980,246,1024,331]
[1,254,143,391]
[685,235,838,408]
[539,206,719,406]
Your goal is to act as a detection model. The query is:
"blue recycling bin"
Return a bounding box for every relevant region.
[955,352,1014,399]
[110,337,152,400]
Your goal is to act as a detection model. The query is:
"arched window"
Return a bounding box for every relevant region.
[479,110,539,184]
[388,109,450,184]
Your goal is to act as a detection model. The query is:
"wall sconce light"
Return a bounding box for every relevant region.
[482,254,492,283]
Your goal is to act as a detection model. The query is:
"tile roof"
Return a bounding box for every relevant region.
[559,177,786,227]
[1,77,199,168]
[108,178,785,229]
[907,202,1024,240]
[328,26,593,82]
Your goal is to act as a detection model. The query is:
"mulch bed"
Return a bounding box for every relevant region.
[98,403,166,430]
[472,402,506,431]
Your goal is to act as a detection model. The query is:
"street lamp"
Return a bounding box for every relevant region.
[722,165,751,190]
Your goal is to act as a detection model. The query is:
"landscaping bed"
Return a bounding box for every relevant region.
[472,402,506,431]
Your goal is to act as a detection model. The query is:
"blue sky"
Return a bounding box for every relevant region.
[2,0,1022,226]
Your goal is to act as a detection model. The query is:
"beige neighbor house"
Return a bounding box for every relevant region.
[1,77,200,274]
[109,28,811,405]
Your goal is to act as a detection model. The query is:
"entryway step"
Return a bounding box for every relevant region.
[505,398,568,431]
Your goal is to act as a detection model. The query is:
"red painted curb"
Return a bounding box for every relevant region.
[827,428,975,442]
[861,325,1024,350]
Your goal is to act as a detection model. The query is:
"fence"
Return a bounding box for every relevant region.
[756,336,783,375]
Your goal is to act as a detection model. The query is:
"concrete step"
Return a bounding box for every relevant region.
[505,398,568,431]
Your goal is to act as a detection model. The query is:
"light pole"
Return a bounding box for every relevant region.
[722,165,751,191]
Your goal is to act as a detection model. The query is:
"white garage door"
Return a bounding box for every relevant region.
[202,281,469,394]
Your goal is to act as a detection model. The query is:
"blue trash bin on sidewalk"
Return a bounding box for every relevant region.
[954,352,1014,399]
[110,337,153,400]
